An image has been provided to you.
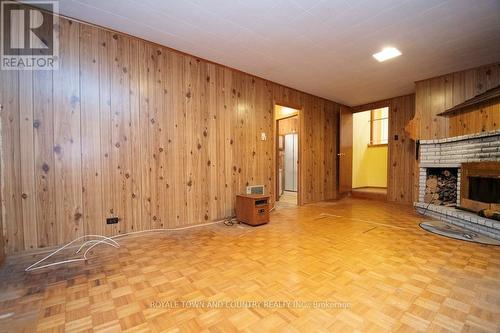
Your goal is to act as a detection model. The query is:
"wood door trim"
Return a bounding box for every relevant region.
[275,110,300,206]
[349,105,391,197]
[275,102,303,113]
[339,107,353,195]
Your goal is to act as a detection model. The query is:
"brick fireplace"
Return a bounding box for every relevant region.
[415,130,500,239]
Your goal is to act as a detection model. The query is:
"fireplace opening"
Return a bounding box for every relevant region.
[460,162,500,219]
[424,168,458,206]
[468,176,500,204]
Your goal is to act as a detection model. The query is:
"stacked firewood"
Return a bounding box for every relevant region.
[424,169,457,206]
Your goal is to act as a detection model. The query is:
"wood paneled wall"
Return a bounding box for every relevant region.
[414,63,500,139]
[0,16,340,254]
[0,161,3,263]
[278,117,298,135]
[275,105,299,119]
[352,94,416,203]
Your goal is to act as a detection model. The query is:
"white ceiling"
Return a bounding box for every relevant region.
[51,0,500,106]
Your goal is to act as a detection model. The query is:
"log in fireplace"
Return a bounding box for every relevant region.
[424,168,458,206]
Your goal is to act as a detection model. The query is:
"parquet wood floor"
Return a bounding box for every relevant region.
[277,191,297,207]
[351,188,388,201]
[0,198,499,332]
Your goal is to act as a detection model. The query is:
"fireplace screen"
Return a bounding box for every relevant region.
[468,176,500,204]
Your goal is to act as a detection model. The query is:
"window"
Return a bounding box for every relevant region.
[370,107,388,145]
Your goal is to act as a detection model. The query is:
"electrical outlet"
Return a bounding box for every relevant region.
[106,217,119,224]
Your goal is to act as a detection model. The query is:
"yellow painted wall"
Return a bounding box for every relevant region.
[352,111,388,188]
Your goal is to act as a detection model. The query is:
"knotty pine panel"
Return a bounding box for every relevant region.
[53,19,83,244]
[278,117,298,135]
[80,25,104,237]
[352,94,416,204]
[415,63,500,139]
[0,62,22,252]
[0,16,340,254]
[19,64,37,250]
[0,182,2,263]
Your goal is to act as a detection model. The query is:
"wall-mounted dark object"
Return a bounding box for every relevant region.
[437,85,500,116]
[416,140,420,160]
[106,217,119,224]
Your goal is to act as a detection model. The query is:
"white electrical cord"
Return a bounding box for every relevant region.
[25,235,120,272]
[25,220,226,272]
[26,200,276,272]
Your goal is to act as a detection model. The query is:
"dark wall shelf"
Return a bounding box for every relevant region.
[437,85,500,117]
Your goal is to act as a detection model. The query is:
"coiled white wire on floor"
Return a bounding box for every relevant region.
[25,220,226,272]
[26,203,276,272]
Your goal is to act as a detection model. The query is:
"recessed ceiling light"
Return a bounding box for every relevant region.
[373,47,402,62]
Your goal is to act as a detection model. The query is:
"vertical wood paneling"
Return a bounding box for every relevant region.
[171,51,187,226]
[138,40,151,232]
[19,68,37,250]
[221,68,234,217]
[80,25,104,236]
[53,19,83,243]
[128,38,142,232]
[1,14,340,254]
[414,63,500,139]
[0,62,22,253]
[157,46,169,228]
[162,48,175,227]
[213,66,225,218]
[33,64,56,248]
[206,63,218,221]
[324,102,336,200]
[429,76,447,139]
[1,0,22,253]
[388,95,416,203]
[185,56,203,225]
[147,44,160,229]
[0,158,3,263]
[110,33,132,234]
[198,62,209,223]
[98,30,115,236]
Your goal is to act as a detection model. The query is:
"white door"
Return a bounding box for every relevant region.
[284,133,298,191]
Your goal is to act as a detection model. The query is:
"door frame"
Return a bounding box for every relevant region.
[274,103,301,205]
[282,131,299,193]
[350,105,391,196]
[339,107,353,196]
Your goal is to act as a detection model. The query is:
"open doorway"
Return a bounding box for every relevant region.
[351,107,388,200]
[275,105,300,206]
